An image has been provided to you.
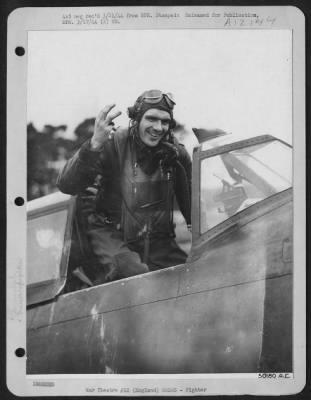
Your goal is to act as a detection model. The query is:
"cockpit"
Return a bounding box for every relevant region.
[26,133,292,307]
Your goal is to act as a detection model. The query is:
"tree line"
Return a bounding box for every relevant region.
[27,118,95,200]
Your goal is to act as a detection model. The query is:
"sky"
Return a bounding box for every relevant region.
[27,29,292,150]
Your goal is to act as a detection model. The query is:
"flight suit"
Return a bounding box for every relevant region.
[57,127,191,282]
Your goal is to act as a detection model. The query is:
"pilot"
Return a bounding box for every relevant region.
[57,90,192,283]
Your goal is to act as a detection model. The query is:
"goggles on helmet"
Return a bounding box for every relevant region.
[141,90,175,109]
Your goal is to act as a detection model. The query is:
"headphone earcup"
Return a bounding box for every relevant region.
[170,119,176,130]
[127,106,136,120]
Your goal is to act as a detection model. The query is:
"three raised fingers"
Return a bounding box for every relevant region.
[97,104,122,125]
[99,104,116,120]
[106,110,122,123]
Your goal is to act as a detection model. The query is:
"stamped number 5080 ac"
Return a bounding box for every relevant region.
[258,373,291,379]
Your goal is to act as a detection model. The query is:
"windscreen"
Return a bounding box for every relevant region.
[27,209,68,285]
[200,140,292,234]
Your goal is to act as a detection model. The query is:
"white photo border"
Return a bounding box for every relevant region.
[7,5,306,396]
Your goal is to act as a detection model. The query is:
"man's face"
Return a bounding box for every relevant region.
[138,109,171,147]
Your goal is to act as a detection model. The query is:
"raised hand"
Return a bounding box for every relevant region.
[90,104,122,150]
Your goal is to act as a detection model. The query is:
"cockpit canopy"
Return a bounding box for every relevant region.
[198,134,292,233]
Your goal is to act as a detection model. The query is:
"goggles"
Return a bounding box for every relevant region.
[141,90,175,109]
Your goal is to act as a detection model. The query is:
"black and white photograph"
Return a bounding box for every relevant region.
[6,5,306,396]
